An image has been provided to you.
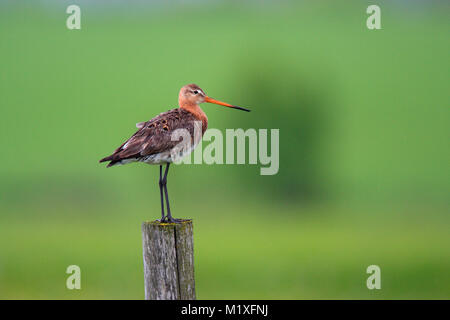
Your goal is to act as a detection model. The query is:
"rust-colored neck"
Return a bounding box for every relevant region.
[180,102,208,134]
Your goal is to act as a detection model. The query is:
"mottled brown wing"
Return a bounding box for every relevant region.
[99,108,198,166]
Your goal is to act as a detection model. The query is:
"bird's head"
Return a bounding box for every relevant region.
[178,84,250,112]
[179,84,207,105]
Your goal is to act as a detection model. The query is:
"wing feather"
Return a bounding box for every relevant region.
[99,108,198,166]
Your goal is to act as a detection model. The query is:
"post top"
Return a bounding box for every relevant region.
[143,219,193,227]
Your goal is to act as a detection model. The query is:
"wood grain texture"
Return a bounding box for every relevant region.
[142,219,195,300]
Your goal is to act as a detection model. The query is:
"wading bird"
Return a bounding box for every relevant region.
[99,84,250,222]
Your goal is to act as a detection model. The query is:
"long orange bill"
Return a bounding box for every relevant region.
[204,96,250,112]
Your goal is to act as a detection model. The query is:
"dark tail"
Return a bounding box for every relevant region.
[99,155,113,163]
[99,155,117,167]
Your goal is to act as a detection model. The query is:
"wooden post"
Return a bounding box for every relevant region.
[141,219,196,300]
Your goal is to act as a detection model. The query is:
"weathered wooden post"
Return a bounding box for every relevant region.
[142,219,196,300]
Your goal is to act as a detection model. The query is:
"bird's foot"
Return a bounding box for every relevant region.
[159,216,183,224]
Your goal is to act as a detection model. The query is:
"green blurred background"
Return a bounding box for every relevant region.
[0,0,449,299]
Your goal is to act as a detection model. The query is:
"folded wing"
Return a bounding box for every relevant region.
[99,108,198,167]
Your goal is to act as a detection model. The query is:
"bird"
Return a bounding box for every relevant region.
[99,84,250,223]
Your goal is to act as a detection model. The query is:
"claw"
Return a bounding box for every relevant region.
[157,217,183,224]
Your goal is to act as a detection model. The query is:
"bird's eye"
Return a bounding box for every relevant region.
[193,90,198,95]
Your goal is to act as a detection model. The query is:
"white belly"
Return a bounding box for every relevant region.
[140,150,173,165]
[114,140,198,166]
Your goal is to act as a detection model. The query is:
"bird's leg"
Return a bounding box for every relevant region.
[158,165,166,222]
[162,164,172,221]
[162,163,181,223]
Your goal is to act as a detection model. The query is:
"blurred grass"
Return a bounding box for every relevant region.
[0,1,449,299]
[1,204,449,299]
